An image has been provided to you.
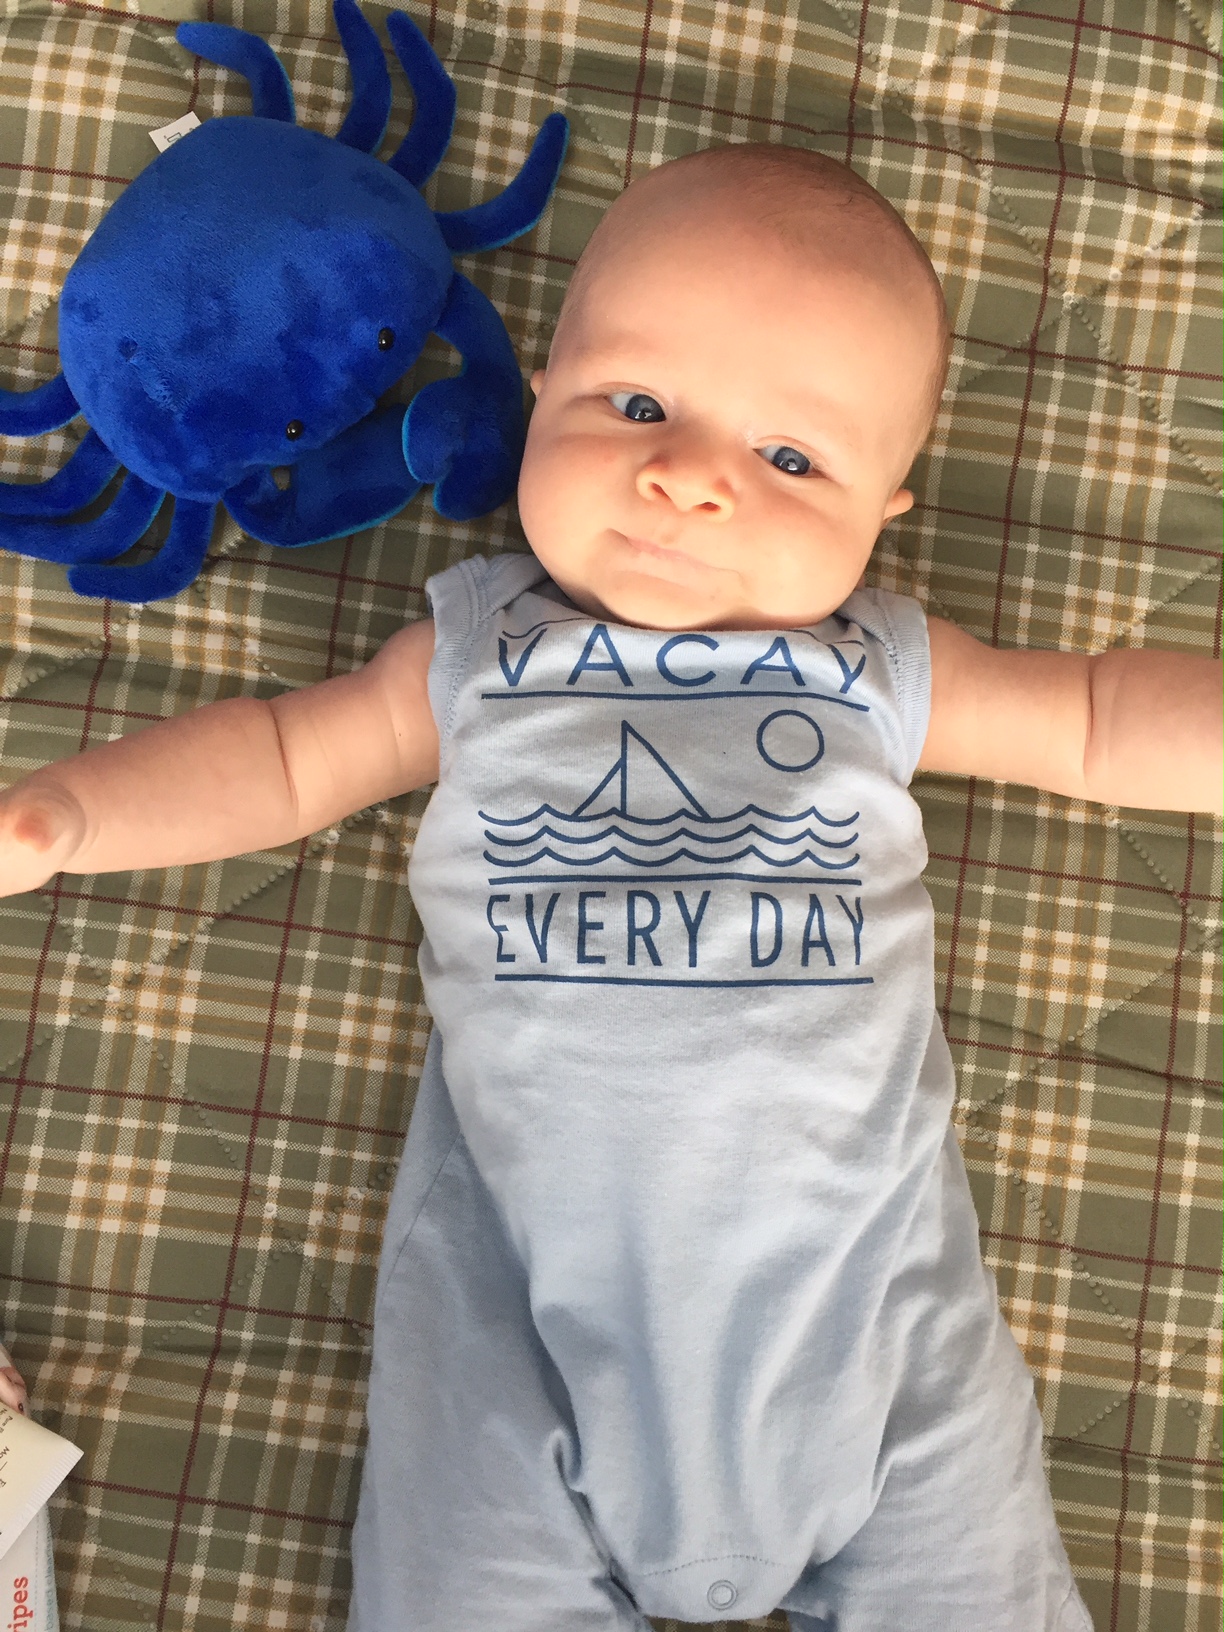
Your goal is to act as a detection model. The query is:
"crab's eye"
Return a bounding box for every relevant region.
[377,327,396,351]
[759,444,811,477]
[610,391,665,423]
[285,420,304,440]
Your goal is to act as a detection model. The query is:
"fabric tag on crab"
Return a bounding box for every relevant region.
[149,111,201,153]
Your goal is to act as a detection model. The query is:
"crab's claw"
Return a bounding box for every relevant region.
[223,405,420,548]
[403,273,524,521]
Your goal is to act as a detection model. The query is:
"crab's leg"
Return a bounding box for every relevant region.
[175,23,296,122]
[403,273,524,521]
[0,373,79,436]
[0,432,119,517]
[435,113,568,254]
[384,12,456,187]
[332,0,392,154]
[69,498,216,604]
[0,472,164,565]
[222,405,420,548]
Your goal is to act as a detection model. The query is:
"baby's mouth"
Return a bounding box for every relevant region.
[618,533,711,572]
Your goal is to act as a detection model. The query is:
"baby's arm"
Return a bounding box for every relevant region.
[921,618,1223,813]
[0,618,439,896]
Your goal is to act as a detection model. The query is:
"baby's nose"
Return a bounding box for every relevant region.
[635,452,735,518]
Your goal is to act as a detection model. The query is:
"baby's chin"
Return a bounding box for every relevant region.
[577,569,746,632]
[544,544,734,630]
[532,536,855,631]
[578,569,852,633]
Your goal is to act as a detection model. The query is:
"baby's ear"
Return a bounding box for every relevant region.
[883,487,914,521]
[529,369,547,397]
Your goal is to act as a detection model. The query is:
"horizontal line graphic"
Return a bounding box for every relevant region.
[493,974,874,988]
[486,874,865,886]
[480,689,868,710]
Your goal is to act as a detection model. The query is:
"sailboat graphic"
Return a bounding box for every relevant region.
[481,722,860,876]
[573,722,710,820]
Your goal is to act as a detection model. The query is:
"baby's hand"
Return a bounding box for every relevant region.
[0,1347,27,1414]
[0,779,87,898]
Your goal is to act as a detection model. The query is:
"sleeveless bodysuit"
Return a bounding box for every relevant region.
[402,551,1038,1617]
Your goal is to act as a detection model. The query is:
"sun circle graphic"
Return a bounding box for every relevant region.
[756,709,825,773]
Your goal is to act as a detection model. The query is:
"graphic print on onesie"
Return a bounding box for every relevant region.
[477,606,892,987]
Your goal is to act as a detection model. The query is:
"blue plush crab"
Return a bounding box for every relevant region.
[0,0,567,602]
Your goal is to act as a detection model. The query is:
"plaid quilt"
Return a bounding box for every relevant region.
[0,1,1218,1629]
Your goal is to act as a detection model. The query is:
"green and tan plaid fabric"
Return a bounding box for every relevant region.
[0,1,1218,1628]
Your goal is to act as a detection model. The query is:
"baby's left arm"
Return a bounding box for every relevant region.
[920,618,1223,814]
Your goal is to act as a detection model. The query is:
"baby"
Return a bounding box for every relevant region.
[0,145,1219,1631]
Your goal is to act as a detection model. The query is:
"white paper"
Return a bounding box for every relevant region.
[0,1508,58,1632]
[0,1408,80,1566]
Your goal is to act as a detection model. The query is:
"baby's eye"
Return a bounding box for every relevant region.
[758,444,812,477]
[609,391,666,423]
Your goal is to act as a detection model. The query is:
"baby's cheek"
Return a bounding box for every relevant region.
[519,432,615,543]
[755,504,872,623]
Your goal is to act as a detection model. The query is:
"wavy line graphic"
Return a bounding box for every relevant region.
[484,821,860,851]
[479,802,860,830]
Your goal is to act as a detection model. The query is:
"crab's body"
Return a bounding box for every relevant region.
[61,118,453,500]
[0,0,568,600]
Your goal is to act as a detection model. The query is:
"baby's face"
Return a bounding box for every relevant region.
[517,215,933,631]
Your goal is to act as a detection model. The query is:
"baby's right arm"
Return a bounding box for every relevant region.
[0,617,438,896]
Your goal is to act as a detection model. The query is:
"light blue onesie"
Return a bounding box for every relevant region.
[349,552,1093,1632]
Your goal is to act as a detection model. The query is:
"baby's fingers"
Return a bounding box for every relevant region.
[0,1357,27,1413]
[0,780,86,895]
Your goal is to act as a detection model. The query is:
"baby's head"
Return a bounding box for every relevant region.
[518,144,948,631]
